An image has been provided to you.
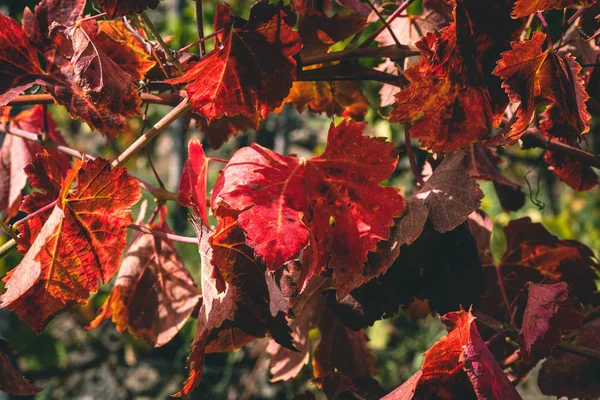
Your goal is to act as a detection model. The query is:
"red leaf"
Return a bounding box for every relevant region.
[518,282,583,360]
[22,0,85,51]
[167,1,302,122]
[88,213,201,347]
[512,0,595,18]
[538,318,600,399]
[195,113,260,149]
[383,309,521,400]
[96,0,161,18]
[211,120,404,299]
[0,106,70,219]
[178,138,209,223]
[0,13,46,106]
[395,151,483,246]
[545,144,598,191]
[0,339,43,396]
[493,33,591,143]
[0,154,141,333]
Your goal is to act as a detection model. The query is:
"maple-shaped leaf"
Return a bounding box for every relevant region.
[195,112,260,149]
[0,339,43,396]
[267,276,328,382]
[298,11,366,57]
[0,13,47,106]
[22,0,85,51]
[493,33,591,143]
[512,0,596,18]
[538,318,600,399]
[167,1,302,122]
[97,0,161,18]
[465,144,525,212]
[383,309,521,400]
[178,139,209,223]
[395,151,483,246]
[211,120,405,299]
[279,80,368,121]
[0,106,71,219]
[390,63,493,153]
[313,312,374,380]
[545,144,598,191]
[0,153,141,333]
[96,20,156,81]
[50,20,142,136]
[518,282,583,360]
[87,211,201,347]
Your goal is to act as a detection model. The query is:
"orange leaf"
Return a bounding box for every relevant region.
[0,153,141,333]
[97,0,161,18]
[167,1,302,122]
[512,0,596,18]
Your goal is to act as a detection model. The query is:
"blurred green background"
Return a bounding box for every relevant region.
[0,0,598,399]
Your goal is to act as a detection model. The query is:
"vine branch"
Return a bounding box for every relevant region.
[521,128,600,169]
[140,12,184,73]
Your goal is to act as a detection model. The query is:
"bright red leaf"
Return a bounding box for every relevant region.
[22,0,86,51]
[518,282,583,360]
[0,153,141,333]
[178,138,209,223]
[167,1,302,123]
[0,339,43,396]
[88,211,201,347]
[211,120,405,299]
[512,0,596,18]
[0,106,70,219]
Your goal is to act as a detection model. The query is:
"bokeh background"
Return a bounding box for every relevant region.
[0,0,599,399]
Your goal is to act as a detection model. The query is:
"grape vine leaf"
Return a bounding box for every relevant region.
[512,0,596,18]
[0,13,47,106]
[96,0,161,18]
[544,142,598,191]
[87,211,201,347]
[0,153,142,333]
[395,151,484,247]
[538,318,600,399]
[518,282,583,361]
[195,112,260,150]
[178,138,209,223]
[211,120,405,299]
[383,309,521,400]
[493,33,590,143]
[22,0,86,51]
[0,106,71,220]
[167,1,302,123]
[0,339,43,396]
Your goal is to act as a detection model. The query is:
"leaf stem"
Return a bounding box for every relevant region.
[6,93,183,107]
[195,0,206,57]
[111,97,190,168]
[0,238,17,260]
[363,0,402,48]
[301,44,418,67]
[536,12,554,48]
[12,200,57,228]
[129,223,199,244]
[404,124,425,186]
[521,128,600,169]
[78,12,107,24]
[178,30,222,55]
[140,11,184,74]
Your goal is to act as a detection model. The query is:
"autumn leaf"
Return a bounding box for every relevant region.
[313,312,374,380]
[512,0,596,18]
[544,143,598,191]
[395,151,483,246]
[383,309,521,400]
[298,11,366,57]
[0,339,43,396]
[211,120,405,299]
[493,33,591,143]
[195,112,260,149]
[0,13,47,106]
[518,282,583,360]
[96,0,161,18]
[178,139,209,223]
[538,318,600,399]
[0,153,141,333]
[167,1,302,123]
[0,106,71,220]
[267,276,328,382]
[22,0,86,51]
[87,211,201,347]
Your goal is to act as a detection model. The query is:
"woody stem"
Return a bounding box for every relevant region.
[140,11,184,73]
[404,124,425,186]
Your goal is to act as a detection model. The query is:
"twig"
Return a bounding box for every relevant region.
[0,238,16,260]
[140,11,184,73]
[178,30,221,55]
[521,128,600,169]
[359,0,418,48]
[537,12,554,48]
[12,200,57,228]
[129,223,199,244]
[111,97,190,167]
[6,93,183,107]
[363,0,402,48]
[195,0,206,57]
[301,44,418,67]
[404,124,425,186]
